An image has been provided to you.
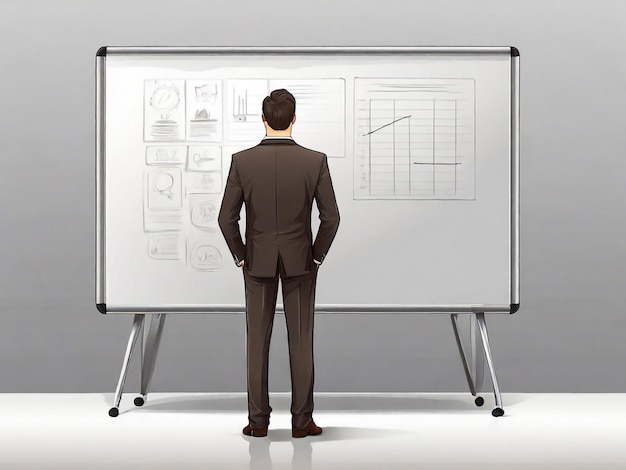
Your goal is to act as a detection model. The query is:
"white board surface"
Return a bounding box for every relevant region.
[97,47,519,313]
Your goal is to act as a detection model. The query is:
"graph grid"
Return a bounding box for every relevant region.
[354,79,475,200]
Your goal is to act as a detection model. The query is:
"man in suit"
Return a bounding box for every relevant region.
[218,89,340,438]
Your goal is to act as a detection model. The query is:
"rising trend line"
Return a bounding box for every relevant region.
[363,115,412,136]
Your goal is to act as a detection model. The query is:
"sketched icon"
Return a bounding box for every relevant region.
[155,148,178,162]
[194,83,218,103]
[150,84,180,119]
[152,172,175,199]
[191,201,217,228]
[190,244,222,271]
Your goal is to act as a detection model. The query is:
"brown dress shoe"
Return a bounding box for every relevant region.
[243,424,268,437]
[292,420,322,438]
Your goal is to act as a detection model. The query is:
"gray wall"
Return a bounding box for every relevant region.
[1,0,625,393]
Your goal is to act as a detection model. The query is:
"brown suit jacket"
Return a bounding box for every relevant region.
[218,138,340,278]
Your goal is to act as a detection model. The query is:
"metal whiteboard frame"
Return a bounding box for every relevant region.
[95,46,520,315]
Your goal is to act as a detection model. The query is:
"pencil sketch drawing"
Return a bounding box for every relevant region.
[225,79,345,156]
[186,145,222,172]
[143,210,184,233]
[144,80,186,141]
[186,172,222,194]
[190,194,220,230]
[145,167,183,209]
[186,80,222,141]
[145,145,187,165]
[354,78,475,200]
[189,243,223,271]
[148,234,183,260]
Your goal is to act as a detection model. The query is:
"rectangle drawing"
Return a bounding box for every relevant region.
[185,171,222,194]
[186,80,222,141]
[144,80,186,141]
[145,167,183,209]
[148,234,184,260]
[187,235,224,271]
[354,78,475,199]
[145,145,187,165]
[143,210,183,233]
[186,145,222,172]
[189,194,220,231]
[225,78,345,157]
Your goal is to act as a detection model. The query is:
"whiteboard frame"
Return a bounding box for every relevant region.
[95,46,520,314]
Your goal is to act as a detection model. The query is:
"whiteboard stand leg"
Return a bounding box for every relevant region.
[135,313,167,407]
[109,314,145,417]
[450,314,478,399]
[471,315,485,394]
[475,312,505,417]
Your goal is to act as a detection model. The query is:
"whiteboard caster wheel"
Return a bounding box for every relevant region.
[491,407,504,417]
[108,407,119,417]
[134,397,145,407]
[474,396,484,407]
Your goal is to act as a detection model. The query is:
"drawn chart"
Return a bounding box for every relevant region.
[226,79,345,157]
[140,76,347,270]
[354,78,475,199]
[186,80,222,141]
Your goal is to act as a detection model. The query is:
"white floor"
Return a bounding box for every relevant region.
[0,393,625,469]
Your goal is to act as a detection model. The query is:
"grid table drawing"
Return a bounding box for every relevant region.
[354,78,475,200]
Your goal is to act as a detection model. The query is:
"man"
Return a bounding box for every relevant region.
[218,89,340,438]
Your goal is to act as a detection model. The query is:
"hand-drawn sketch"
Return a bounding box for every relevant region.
[186,171,222,194]
[146,167,183,209]
[187,145,222,172]
[145,80,185,141]
[226,79,268,142]
[354,78,475,200]
[190,194,220,230]
[146,145,187,165]
[143,210,184,233]
[225,78,345,157]
[272,79,345,157]
[186,80,222,141]
[188,242,223,271]
[148,234,183,260]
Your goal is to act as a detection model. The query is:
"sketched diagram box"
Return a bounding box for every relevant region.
[189,194,220,231]
[145,145,187,166]
[147,233,184,260]
[145,167,183,209]
[144,79,186,141]
[186,80,223,142]
[187,145,222,172]
[186,171,222,194]
[186,236,223,271]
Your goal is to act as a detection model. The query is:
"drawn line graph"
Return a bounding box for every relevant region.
[354,78,475,200]
[363,115,412,136]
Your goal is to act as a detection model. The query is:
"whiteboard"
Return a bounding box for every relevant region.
[96,47,519,314]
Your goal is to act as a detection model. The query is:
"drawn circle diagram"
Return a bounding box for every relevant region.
[153,172,174,198]
[150,84,180,118]
[191,245,222,271]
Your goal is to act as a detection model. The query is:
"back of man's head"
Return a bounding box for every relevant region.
[262,89,296,130]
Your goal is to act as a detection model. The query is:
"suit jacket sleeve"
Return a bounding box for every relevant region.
[312,155,340,263]
[218,156,246,265]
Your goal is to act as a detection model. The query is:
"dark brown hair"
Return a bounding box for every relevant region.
[262,89,296,130]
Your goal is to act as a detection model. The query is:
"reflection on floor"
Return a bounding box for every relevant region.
[0,393,625,469]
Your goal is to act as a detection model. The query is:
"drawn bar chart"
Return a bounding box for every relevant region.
[354,78,475,199]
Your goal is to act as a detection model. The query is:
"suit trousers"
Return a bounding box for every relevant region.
[243,259,318,429]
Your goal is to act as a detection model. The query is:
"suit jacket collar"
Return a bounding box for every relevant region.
[259,137,298,146]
